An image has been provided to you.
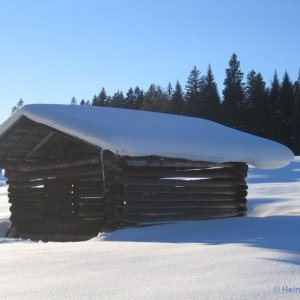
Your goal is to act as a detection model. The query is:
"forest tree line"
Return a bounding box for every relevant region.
[17,53,300,154]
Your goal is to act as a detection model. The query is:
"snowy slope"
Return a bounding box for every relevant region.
[0,104,294,169]
[0,159,299,299]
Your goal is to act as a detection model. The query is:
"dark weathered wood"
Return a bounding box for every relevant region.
[6,164,102,181]
[122,156,238,169]
[123,192,246,202]
[123,167,246,179]
[25,132,55,158]
[124,185,247,195]
[0,156,100,172]
[118,178,246,188]
[123,201,246,214]
[6,128,39,157]
[121,211,246,224]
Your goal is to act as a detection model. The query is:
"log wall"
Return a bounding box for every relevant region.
[5,160,105,241]
[5,153,248,240]
[112,157,248,226]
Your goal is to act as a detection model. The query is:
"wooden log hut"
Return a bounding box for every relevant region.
[0,105,293,241]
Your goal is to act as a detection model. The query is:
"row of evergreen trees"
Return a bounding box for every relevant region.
[71,53,300,154]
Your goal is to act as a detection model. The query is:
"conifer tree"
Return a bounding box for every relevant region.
[133,86,144,109]
[70,96,77,105]
[265,71,283,141]
[111,90,125,107]
[166,82,173,101]
[200,64,220,121]
[185,66,203,116]
[244,71,268,135]
[92,87,107,106]
[126,87,135,108]
[170,81,185,114]
[278,72,294,145]
[292,71,300,152]
[142,84,168,112]
[269,71,280,112]
[11,98,24,114]
[222,53,245,128]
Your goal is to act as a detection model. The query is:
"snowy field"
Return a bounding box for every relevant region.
[0,158,300,300]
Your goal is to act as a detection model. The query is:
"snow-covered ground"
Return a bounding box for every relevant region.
[0,159,299,300]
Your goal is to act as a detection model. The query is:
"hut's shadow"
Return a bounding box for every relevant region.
[99,215,300,264]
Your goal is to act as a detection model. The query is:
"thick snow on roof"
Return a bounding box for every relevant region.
[0,104,294,169]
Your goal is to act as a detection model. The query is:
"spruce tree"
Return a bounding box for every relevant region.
[133,86,144,109]
[222,53,245,128]
[126,87,135,108]
[92,88,107,106]
[11,98,24,114]
[269,71,280,112]
[70,96,77,105]
[278,72,294,145]
[166,82,173,101]
[111,90,125,108]
[266,71,283,141]
[98,87,107,106]
[170,81,185,114]
[91,95,98,106]
[185,66,203,116]
[142,84,168,112]
[244,71,268,135]
[200,64,220,121]
[292,72,300,153]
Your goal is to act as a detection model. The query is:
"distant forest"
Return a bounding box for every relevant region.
[17,53,300,155]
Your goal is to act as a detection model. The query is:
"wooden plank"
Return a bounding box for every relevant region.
[7,165,102,181]
[123,167,247,179]
[122,208,246,217]
[118,178,247,188]
[0,156,100,172]
[6,128,39,157]
[122,156,239,169]
[123,201,246,210]
[121,211,246,223]
[25,132,55,158]
[124,185,247,195]
[123,192,246,202]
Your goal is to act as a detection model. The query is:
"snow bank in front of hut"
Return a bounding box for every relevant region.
[0,104,294,169]
[0,158,300,299]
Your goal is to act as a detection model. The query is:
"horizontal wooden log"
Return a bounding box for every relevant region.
[124,185,248,195]
[10,214,44,222]
[122,156,242,169]
[122,167,247,179]
[122,211,247,220]
[8,197,43,204]
[123,192,247,202]
[0,156,101,172]
[118,178,247,188]
[123,201,246,211]
[121,211,246,224]
[8,190,44,198]
[78,199,104,206]
[6,164,102,181]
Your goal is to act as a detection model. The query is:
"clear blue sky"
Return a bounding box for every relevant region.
[0,0,299,122]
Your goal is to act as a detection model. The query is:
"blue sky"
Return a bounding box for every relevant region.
[0,0,299,122]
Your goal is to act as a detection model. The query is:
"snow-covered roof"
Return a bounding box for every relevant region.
[0,104,294,169]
